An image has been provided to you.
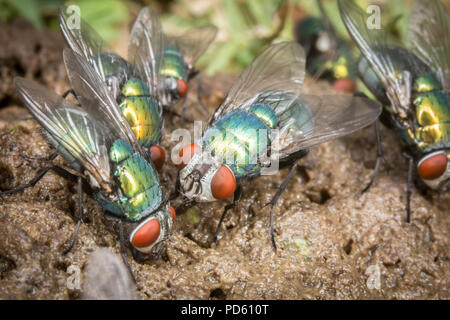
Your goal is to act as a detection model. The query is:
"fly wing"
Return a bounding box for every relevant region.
[128,6,165,107]
[168,25,218,71]
[59,5,109,82]
[406,0,450,90]
[208,42,306,126]
[338,0,421,121]
[82,248,138,300]
[63,48,143,154]
[14,77,112,186]
[273,94,382,157]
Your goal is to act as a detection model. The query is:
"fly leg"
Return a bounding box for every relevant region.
[196,71,209,117]
[20,151,58,162]
[180,92,189,126]
[170,174,181,200]
[404,152,414,223]
[0,165,86,254]
[62,88,76,99]
[213,185,242,244]
[361,119,383,193]
[119,220,136,284]
[63,176,83,255]
[265,162,298,250]
[0,165,78,196]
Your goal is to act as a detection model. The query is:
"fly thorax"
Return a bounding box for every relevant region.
[414,91,450,150]
[413,74,442,94]
[160,47,188,107]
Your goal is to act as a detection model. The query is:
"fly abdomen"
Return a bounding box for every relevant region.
[119,78,161,147]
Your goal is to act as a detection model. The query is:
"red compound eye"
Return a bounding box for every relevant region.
[169,205,176,221]
[177,144,200,170]
[417,152,447,180]
[150,145,165,170]
[177,79,188,98]
[131,218,160,249]
[211,166,236,200]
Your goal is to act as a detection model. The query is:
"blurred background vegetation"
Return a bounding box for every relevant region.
[1,0,440,75]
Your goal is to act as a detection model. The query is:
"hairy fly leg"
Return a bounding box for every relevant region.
[63,176,83,255]
[119,219,137,284]
[265,162,299,251]
[0,165,79,196]
[20,150,58,162]
[213,185,243,244]
[401,151,415,223]
[361,119,383,193]
[405,153,414,223]
[62,88,76,99]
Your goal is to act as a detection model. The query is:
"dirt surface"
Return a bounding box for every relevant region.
[0,22,449,300]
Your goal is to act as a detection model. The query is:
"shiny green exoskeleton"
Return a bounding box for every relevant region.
[160,46,188,81]
[13,45,175,256]
[96,139,162,222]
[295,1,357,92]
[358,48,450,154]
[129,7,217,110]
[59,6,164,167]
[158,46,190,108]
[119,78,161,148]
[339,0,450,222]
[177,42,381,250]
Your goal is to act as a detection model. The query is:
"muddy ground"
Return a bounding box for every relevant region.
[0,20,449,300]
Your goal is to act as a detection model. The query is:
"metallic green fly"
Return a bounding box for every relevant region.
[175,42,381,249]
[59,5,166,169]
[7,48,176,260]
[339,0,450,222]
[129,7,217,117]
[296,0,357,93]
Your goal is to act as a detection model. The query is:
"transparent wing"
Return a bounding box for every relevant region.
[406,0,450,89]
[209,42,306,125]
[274,94,382,156]
[59,5,108,82]
[63,48,142,153]
[167,24,217,71]
[82,248,138,300]
[338,0,423,120]
[128,6,165,104]
[14,77,112,185]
